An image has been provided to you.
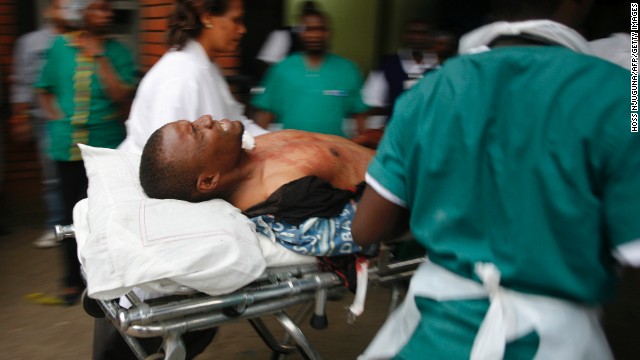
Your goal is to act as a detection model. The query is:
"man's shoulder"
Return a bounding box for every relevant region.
[19,26,53,40]
[48,33,67,46]
[277,53,304,67]
[445,46,627,81]
[148,50,207,76]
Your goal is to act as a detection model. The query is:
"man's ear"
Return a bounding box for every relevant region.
[196,172,220,194]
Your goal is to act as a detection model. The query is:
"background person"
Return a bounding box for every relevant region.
[254,1,318,77]
[251,8,370,137]
[361,18,440,122]
[35,0,136,305]
[352,0,640,358]
[9,0,69,248]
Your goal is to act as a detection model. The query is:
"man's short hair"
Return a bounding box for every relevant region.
[140,128,200,202]
[490,0,563,21]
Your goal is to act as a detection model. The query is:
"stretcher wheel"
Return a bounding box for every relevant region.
[82,289,105,318]
[309,314,328,329]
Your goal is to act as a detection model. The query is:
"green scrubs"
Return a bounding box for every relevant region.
[251,53,369,137]
[367,46,640,358]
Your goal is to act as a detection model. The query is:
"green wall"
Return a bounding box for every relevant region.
[285,0,379,73]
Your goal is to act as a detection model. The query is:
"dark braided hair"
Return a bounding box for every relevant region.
[166,0,232,50]
[139,127,202,202]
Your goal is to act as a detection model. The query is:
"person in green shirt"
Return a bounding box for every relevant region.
[352,0,639,358]
[35,0,136,304]
[251,8,369,138]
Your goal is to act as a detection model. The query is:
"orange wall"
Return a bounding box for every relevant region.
[0,0,16,100]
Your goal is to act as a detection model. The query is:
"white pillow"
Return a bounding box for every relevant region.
[77,144,268,299]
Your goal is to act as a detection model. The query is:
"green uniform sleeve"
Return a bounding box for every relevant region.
[251,62,282,114]
[367,95,411,206]
[345,61,369,115]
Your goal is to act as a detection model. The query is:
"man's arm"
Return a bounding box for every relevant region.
[86,39,136,112]
[94,55,134,106]
[352,185,409,246]
[353,110,369,135]
[37,92,62,120]
[9,35,34,142]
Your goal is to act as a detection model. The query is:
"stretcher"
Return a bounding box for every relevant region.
[56,224,423,360]
[64,144,424,359]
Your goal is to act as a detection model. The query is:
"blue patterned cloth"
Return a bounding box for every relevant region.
[250,200,377,257]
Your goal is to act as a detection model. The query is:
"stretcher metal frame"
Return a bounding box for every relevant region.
[55,225,422,360]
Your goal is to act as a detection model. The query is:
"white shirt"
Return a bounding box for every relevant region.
[256,29,292,64]
[118,39,267,154]
[362,49,439,108]
[10,26,57,118]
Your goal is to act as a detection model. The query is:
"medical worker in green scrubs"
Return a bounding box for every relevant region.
[251,8,369,137]
[353,0,640,359]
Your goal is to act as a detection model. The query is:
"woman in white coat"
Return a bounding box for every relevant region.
[118,0,267,155]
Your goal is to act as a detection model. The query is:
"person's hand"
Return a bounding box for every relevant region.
[79,33,105,58]
[351,128,384,149]
[9,114,33,143]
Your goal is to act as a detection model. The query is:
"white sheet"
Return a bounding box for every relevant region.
[74,198,266,299]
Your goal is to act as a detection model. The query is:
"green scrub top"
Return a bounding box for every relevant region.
[368,46,640,305]
[35,33,136,161]
[251,53,369,137]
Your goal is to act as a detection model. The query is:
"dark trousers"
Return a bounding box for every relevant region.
[93,318,217,359]
[56,160,87,289]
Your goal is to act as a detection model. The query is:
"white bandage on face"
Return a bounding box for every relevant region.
[241,131,255,150]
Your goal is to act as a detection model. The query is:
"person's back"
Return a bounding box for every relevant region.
[352,1,639,358]
[385,45,631,303]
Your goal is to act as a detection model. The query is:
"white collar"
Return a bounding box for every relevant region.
[458,20,591,55]
[180,39,213,68]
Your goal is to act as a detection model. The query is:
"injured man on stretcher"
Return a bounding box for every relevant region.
[139,114,378,257]
[75,114,382,302]
[75,115,392,360]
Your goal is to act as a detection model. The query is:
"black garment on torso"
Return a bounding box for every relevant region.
[243,176,363,226]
